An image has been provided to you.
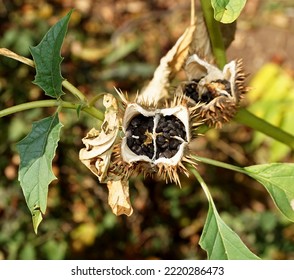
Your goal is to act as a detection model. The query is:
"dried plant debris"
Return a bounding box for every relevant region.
[177,54,246,128]
[137,23,196,105]
[79,94,120,182]
[107,180,133,216]
[79,94,134,216]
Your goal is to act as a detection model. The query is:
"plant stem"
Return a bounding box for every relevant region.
[62,80,88,103]
[192,155,247,174]
[190,167,213,202]
[235,108,294,149]
[0,100,104,121]
[200,0,227,68]
[0,48,89,103]
[0,48,105,120]
[0,100,57,117]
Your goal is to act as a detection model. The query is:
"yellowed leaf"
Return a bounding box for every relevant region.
[107,180,133,216]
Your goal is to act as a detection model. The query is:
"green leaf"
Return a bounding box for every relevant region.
[30,10,72,98]
[200,203,260,260]
[17,113,63,233]
[191,168,260,259]
[211,0,247,23]
[245,163,294,222]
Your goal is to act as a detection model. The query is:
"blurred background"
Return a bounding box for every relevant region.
[0,0,294,260]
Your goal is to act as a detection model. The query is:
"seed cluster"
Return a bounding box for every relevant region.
[155,115,186,159]
[126,115,154,159]
[184,78,231,104]
[126,114,187,160]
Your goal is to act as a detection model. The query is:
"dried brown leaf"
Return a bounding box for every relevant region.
[138,24,196,105]
[107,180,133,216]
[188,16,214,63]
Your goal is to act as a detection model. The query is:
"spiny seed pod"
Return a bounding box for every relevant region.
[177,54,247,128]
[112,92,202,185]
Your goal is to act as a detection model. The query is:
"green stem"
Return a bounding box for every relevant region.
[62,80,88,103]
[0,100,57,117]
[235,108,294,149]
[0,49,89,104]
[192,155,247,174]
[0,100,104,121]
[200,0,227,68]
[190,167,213,202]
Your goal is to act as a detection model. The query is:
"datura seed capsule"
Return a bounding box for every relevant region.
[177,54,247,128]
[121,103,190,167]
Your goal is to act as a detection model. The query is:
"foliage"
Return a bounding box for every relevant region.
[211,0,247,23]
[30,11,72,98]
[192,169,259,260]
[17,113,63,233]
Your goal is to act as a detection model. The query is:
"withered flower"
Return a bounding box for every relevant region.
[79,94,133,216]
[177,54,246,128]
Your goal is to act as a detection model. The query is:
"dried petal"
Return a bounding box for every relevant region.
[107,180,133,216]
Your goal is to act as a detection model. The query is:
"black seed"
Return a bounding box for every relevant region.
[162,150,173,158]
[142,145,148,152]
[127,137,134,147]
[171,149,178,156]
[184,81,200,102]
[142,145,154,159]
[162,126,169,133]
[156,135,165,144]
[178,129,186,140]
[130,117,141,127]
[167,124,174,131]
[174,120,181,129]
[156,122,164,133]
[169,138,180,149]
[200,91,213,103]
[147,118,154,131]
[138,126,147,135]
[169,130,177,137]
[161,141,169,149]
[132,145,142,154]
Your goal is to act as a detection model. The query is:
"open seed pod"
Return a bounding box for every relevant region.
[177,54,246,128]
[112,93,201,185]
